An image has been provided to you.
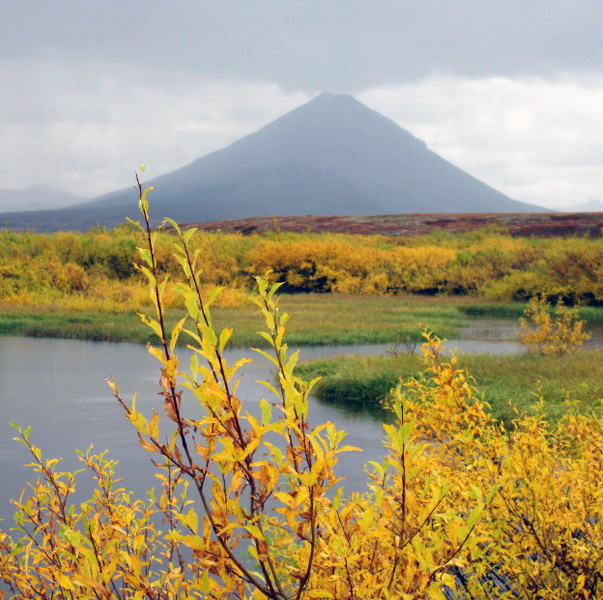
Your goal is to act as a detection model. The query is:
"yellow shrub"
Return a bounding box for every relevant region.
[389,245,456,293]
[520,293,591,355]
[2,223,603,305]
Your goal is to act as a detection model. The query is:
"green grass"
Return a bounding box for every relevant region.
[0,307,167,344]
[458,302,526,318]
[0,293,471,347]
[3,293,602,349]
[263,294,466,345]
[460,302,603,322]
[297,349,603,427]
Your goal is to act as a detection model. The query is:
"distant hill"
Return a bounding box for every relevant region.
[0,185,88,213]
[0,93,547,232]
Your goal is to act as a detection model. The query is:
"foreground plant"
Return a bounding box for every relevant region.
[1,177,603,599]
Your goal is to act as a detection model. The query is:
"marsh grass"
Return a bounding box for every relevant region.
[0,293,469,346]
[459,303,526,318]
[0,307,170,344]
[462,302,603,322]
[297,348,603,427]
[3,292,602,350]
[269,294,464,345]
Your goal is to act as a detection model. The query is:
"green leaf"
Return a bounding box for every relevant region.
[206,286,222,308]
[137,264,156,286]
[189,352,199,379]
[177,534,205,550]
[138,247,153,267]
[59,524,82,546]
[183,227,197,244]
[138,186,154,215]
[259,398,272,426]
[333,486,344,510]
[258,352,283,373]
[180,507,199,534]
[200,324,217,348]
[163,217,180,233]
[128,408,149,435]
[383,423,403,453]
[125,216,142,230]
[258,380,281,398]
[282,351,299,379]
[183,289,200,321]
[255,331,275,347]
[157,275,169,301]
[245,524,265,540]
[399,421,413,444]
[266,281,284,302]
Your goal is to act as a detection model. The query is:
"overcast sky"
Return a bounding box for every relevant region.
[2,0,602,209]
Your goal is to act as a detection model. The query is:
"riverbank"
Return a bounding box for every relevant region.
[0,294,520,347]
[297,347,603,426]
[3,294,603,347]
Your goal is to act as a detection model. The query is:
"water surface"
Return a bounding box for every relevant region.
[2,318,601,524]
[0,337,387,523]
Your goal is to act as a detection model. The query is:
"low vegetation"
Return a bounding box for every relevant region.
[2,182,603,598]
[0,295,467,347]
[2,217,603,313]
[3,215,603,346]
[519,293,591,354]
[297,347,603,427]
[179,212,603,239]
[299,296,599,426]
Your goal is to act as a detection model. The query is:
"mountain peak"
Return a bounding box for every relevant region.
[0,95,548,231]
[307,91,362,105]
[275,91,383,122]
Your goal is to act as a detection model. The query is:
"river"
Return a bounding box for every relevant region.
[0,337,390,524]
[1,319,602,525]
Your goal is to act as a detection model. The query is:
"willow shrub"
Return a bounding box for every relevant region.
[1,179,603,599]
[520,293,591,355]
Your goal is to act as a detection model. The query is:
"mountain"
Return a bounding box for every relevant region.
[0,93,547,232]
[0,185,88,213]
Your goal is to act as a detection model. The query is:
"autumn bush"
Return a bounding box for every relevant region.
[0,225,250,312]
[520,293,591,355]
[1,180,603,598]
[3,213,603,309]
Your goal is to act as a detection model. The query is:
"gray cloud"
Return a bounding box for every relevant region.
[361,75,603,207]
[4,1,603,90]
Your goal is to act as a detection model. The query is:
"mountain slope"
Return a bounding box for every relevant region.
[0,93,546,231]
[0,185,88,213]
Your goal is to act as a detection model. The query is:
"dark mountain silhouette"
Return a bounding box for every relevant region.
[0,93,547,232]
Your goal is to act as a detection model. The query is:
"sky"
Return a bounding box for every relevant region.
[1,0,603,209]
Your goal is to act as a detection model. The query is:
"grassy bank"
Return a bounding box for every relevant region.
[297,348,603,426]
[0,293,476,347]
[3,292,603,348]
[460,302,603,322]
